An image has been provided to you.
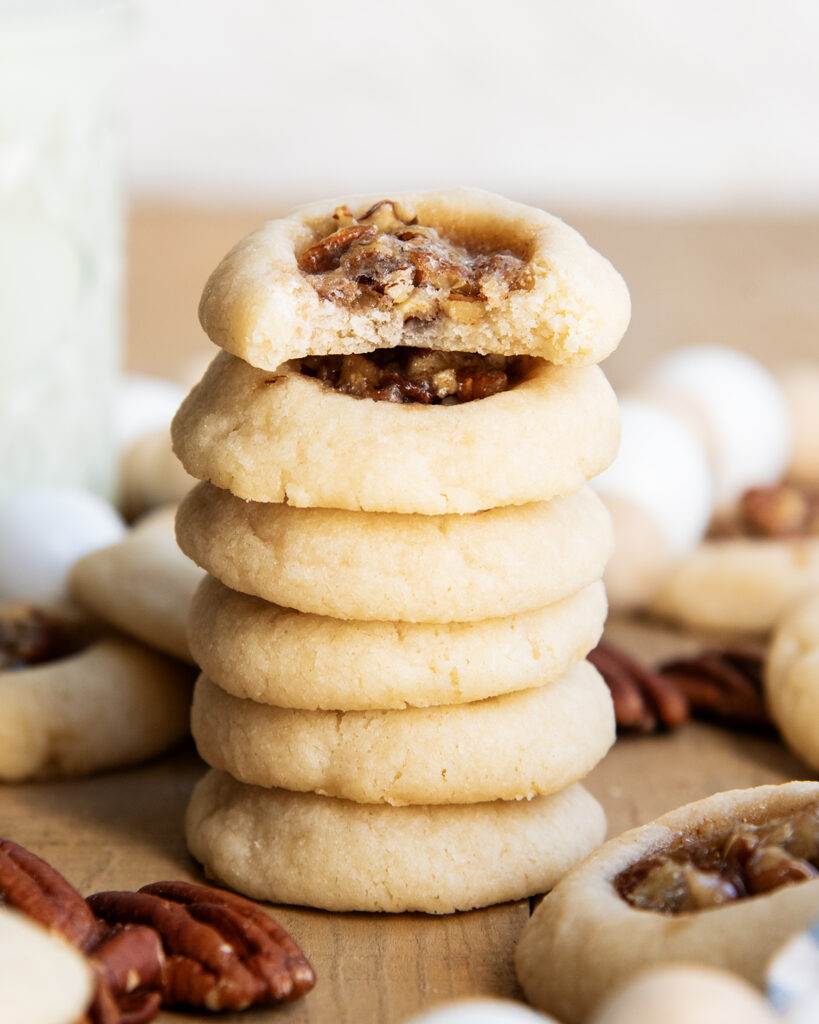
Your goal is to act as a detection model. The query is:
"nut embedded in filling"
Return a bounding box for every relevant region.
[615,801,819,914]
[0,604,96,671]
[708,482,819,540]
[298,347,536,405]
[296,199,530,322]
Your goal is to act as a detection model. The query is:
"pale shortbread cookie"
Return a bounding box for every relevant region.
[515,782,819,1024]
[0,907,94,1024]
[172,351,620,514]
[70,505,204,663]
[176,483,613,623]
[186,771,607,914]
[191,660,614,805]
[766,591,819,771]
[0,632,193,781]
[198,189,630,371]
[649,537,819,634]
[188,575,607,709]
[589,965,778,1024]
[119,425,195,521]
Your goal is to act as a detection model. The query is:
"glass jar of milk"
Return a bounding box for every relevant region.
[0,1,133,498]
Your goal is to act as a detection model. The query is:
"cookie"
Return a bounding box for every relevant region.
[186,770,606,914]
[648,536,819,634]
[198,189,630,372]
[766,591,819,770]
[172,351,620,514]
[191,660,614,805]
[189,575,606,710]
[515,782,819,1024]
[0,906,94,1024]
[588,965,778,1024]
[0,605,193,781]
[70,505,204,662]
[119,426,195,521]
[176,482,613,623]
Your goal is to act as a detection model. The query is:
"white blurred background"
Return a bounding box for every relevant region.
[127,0,819,213]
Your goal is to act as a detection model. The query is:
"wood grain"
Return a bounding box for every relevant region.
[2,206,817,1023]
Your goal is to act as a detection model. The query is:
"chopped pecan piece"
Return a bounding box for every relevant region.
[297,198,528,314]
[88,880,315,1011]
[299,345,532,405]
[616,801,819,914]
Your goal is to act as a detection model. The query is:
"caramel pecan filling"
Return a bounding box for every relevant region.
[708,483,819,540]
[0,604,95,671]
[615,801,819,914]
[297,200,529,319]
[299,346,534,405]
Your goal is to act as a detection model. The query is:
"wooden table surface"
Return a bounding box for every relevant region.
[2,205,818,1023]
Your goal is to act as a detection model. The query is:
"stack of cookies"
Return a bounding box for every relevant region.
[172,189,630,914]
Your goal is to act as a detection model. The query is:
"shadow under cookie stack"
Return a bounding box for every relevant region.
[172,190,631,914]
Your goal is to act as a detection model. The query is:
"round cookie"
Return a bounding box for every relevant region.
[766,591,819,770]
[0,614,193,781]
[175,482,613,623]
[191,660,615,805]
[198,189,630,371]
[515,782,819,1024]
[172,352,620,514]
[648,536,819,634]
[186,771,607,914]
[188,575,607,709]
[0,907,94,1024]
[589,965,778,1024]
[70,505,204,663]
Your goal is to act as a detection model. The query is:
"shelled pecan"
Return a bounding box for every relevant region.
[588,641,690,732]
[590,641,772,734]
[88,880,315,1010]
[0,837,316,1021]
[658,648,771,729]
[0,838,163,1024]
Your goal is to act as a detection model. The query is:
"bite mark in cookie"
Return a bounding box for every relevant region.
[297,200,529,323]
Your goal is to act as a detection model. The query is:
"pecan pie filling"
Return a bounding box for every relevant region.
[615,801,819,914]
[296,199,529,320]
[0,604,95,671]
[708,483,819,540]
[299,346,535,405]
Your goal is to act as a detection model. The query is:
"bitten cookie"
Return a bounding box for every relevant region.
[191,660,615,805]
[515,782,819,1024]
[176,483,613,623]
[198,189,630,371]
[172,352,620,514]
[0,604,194,781]
[186,771,607,914]
[70,505,204,663]
[766,591,819,771]
[188,576,607,709]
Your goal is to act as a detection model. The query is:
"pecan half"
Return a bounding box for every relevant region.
[88,880,315,1011]
[658,648,771,729]
[0,838,163,1024]
[588,641,690,732]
